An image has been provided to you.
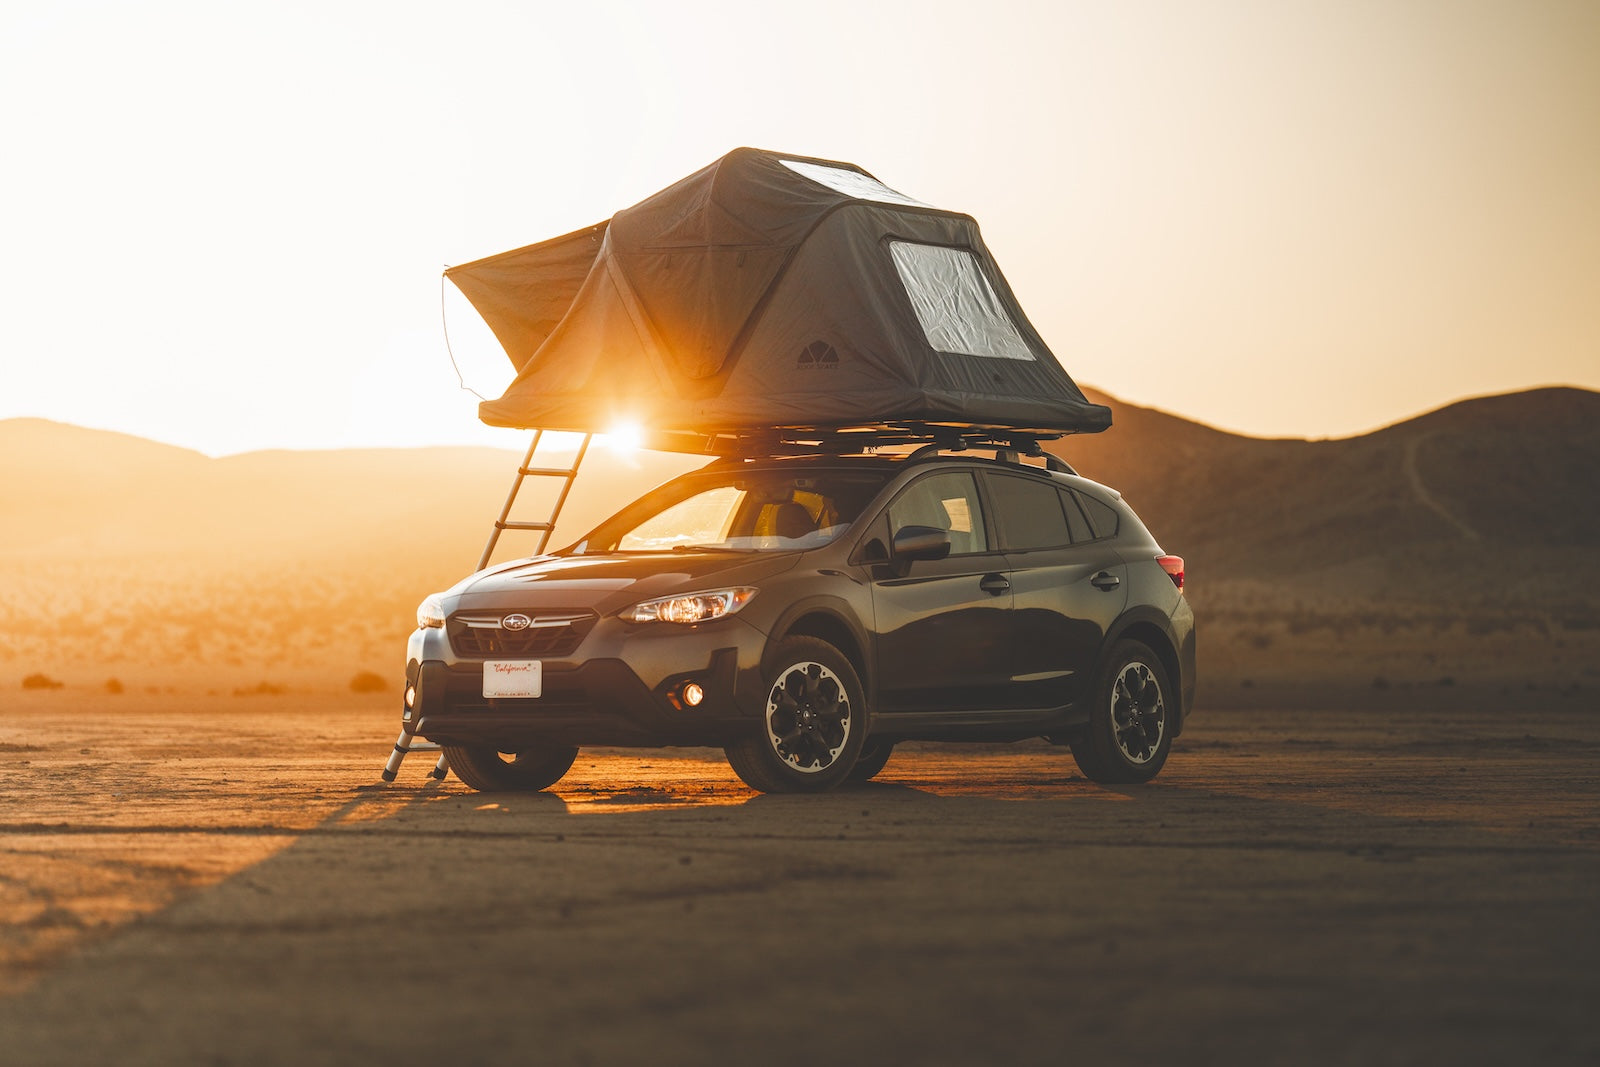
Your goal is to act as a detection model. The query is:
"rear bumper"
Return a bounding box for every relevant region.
[1174,598,1198,734]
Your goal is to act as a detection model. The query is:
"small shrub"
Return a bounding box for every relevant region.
[21,673,64,690]
[105,678,125,695]
[349,670,388,694]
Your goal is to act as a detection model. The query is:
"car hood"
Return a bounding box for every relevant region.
[444,551,802,616]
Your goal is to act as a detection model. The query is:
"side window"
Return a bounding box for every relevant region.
[1059,489,1094,544]
[887,471,989,555]
[986,474,1072,551]
[1074,491,1122,540]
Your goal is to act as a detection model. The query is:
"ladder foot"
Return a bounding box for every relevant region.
[382,728,414,779]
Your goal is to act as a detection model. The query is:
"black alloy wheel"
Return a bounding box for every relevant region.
[724,636,867,793]
[1069,639,1174,784]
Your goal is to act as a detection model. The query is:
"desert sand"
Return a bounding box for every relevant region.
[1,693,1595,1066]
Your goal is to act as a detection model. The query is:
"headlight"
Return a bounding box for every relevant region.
[416,594,447,629]
[627,587,756,624]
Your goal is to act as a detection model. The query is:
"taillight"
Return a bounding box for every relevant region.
[1157,554,1184,592]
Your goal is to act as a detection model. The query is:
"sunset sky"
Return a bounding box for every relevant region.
[2,0,1595,456]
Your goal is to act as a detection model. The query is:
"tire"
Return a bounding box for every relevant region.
[724,636,867,794]
[442,743,578,792]
[847,738,895,783]
[1069,640,1174,784]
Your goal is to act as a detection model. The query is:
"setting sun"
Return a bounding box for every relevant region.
[602,420,645,456]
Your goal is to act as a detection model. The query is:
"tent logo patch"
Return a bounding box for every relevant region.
[797,341,840,371]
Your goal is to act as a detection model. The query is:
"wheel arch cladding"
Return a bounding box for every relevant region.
[779,610,868,692]
[1112,620,1185,734]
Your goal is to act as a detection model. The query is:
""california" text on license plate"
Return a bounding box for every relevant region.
[483,660,542,699]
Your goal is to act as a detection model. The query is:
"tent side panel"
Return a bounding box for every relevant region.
[700,208,1111,433]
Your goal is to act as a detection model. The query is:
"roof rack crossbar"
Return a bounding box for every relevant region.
[667,423,1071,459]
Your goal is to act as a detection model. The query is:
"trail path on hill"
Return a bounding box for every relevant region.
[0,700,1595,1066]
[1404,432,1482,541]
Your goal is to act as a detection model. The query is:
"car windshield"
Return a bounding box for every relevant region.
[568,468,891,554]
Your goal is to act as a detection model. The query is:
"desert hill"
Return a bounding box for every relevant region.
[1059,386,1600,589]
[3,389,1596,705]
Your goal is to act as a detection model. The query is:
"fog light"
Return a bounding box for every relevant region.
[405,685,416,709]
[682,682,705,707]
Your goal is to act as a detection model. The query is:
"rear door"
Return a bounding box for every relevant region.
[982,472,1128,710]
[865,469,1014,714]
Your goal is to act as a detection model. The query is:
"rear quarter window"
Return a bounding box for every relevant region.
[1073,491,1122,540]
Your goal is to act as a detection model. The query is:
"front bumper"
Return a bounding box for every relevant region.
[402,614,768,749]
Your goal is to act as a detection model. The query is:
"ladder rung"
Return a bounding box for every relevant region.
[495,520,554,532]
[408,742,442,752]
[519,466,581,478]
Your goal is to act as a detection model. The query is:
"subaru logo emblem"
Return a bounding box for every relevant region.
[501,613,533,631]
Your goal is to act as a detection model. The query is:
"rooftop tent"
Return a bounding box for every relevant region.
[445,148,1111,449]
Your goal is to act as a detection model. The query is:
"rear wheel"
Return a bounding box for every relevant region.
[442,743,578,792]
[725,636,866,794]
[1069,640,1173,784]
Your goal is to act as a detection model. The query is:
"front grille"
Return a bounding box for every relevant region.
[447,611,596,658]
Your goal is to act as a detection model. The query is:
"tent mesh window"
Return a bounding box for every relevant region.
[888,241,1035,362]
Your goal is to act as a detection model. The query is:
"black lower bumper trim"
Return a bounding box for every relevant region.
[411,654,750,749]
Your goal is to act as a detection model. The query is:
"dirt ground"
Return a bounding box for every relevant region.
[1,695,1595,1066]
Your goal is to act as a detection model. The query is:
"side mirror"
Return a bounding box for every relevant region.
[891,525,951,565]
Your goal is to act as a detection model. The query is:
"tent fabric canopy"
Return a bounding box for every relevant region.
[445,148,1111,444]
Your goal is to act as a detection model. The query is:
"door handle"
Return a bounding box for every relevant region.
[1091,571,1121,591]
[979,573,1011,596]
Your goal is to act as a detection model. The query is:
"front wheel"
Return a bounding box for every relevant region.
[847,738,895,783]
[442,743,578,792]
[1069,640,1174,784]
[724,636,867,794]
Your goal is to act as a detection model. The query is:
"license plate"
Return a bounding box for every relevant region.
[483,660,542,699]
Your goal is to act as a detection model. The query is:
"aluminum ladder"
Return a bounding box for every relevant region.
[382,430,592,782]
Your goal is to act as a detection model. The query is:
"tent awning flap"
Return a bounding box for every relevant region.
[451,148,1111,441]
[445,222,608,374]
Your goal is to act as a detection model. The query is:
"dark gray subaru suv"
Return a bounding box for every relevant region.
[401,449,1194,794]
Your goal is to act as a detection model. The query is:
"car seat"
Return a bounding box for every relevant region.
[771,501,817,540]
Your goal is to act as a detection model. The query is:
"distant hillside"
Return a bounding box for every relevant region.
[3,390,1596,706]
[0,420,696,691]
[1055,386,1600,602]
[0,419,695,564]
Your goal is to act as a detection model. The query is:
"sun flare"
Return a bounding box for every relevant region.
[603,420,645,455]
